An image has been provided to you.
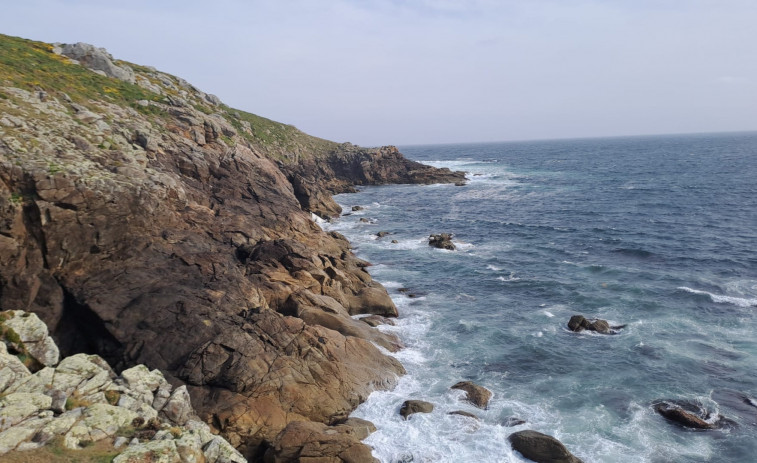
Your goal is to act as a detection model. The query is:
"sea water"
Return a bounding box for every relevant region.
[323,132,757,463]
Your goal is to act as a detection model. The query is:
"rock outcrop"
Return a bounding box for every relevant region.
[508,430,583,463]
[0,34,462,459]
[0,310,244,462]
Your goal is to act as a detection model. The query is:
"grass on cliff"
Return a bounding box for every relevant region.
[0,33,161,112]
[222,105,339,163]
[0,438,118,463]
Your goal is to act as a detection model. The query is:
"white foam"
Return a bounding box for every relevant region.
[497,272,520,282]
[543,311,555,318]
[486,264,502,271]
[678,286,757,307]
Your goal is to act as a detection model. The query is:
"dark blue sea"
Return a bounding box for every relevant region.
[323,132,757,462]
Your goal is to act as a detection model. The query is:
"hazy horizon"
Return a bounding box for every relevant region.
[2,1,756,146]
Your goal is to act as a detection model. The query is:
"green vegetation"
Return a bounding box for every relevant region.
[0,33,161,112]
[65,391,93,410]
[104,389,121,405]
[0,436,119,463]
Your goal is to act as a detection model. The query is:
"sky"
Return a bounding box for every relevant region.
[2,0,756,146]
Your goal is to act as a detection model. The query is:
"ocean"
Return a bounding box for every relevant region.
[323,132,757,463]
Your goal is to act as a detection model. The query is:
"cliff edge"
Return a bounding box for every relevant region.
[0,34,464,460]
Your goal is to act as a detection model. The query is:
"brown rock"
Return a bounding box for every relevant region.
[653,401,727,430]
[451,381,492,409]
[264,420,379,463]
[399,400,433,420]
[567,315,620,334]
[359,315,395,327]
[508,430,583,463]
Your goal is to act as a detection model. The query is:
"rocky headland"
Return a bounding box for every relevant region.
[0,34,464,461]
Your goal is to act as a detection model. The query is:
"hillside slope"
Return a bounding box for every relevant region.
[0,34,463,460]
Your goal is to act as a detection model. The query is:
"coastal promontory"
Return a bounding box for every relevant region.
[0,34,464,460]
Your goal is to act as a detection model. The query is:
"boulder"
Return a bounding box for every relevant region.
[60,42,136,83]
[567,315,623,334]
[399,400,434,420]
[346,284,399,317]
[376,231,391,238]
[264,420,378,463]
[451,381,492,409]
[429,233,455,250]
[333,417,377,440]
[0,311,59,367]
[508,430,583,463]
[351,206,364,211]
[360,315,395,327]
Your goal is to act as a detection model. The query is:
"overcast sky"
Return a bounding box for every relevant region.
[2,0,756,145]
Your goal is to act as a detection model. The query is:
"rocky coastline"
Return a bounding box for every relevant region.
[0,34,464,461]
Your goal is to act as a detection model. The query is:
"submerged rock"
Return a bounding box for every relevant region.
[399,400,434,420]
[503,417,527,427]
[352,206,364,211]
[451,381,492,409]
[449,410,479,420]
[429,233,456,250]
[508,430,583,463]
[653,400,733,430]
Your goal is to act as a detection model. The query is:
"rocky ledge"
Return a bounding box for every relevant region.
[0,33,464,460]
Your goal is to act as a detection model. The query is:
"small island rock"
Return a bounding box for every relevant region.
[429,233,456,250]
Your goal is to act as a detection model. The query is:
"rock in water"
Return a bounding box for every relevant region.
[567,314,621,334]
[450,381,492,409]
[429,233,456,250]
[653,400,730,430]
[399,400,434,420]
[508,430,583,463]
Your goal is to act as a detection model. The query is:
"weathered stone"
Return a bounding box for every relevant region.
[567,315,621,334]
[265,420,378,463]
[449,410,479,420]
[653,400,725,430]
[0,342,31,393]
[333,417,377,441]
[113,439,182,463]
[161,385,193,426]
[508,430,583,463]
[0,393,53,432]
[60,42,136,83]
[399,400,434,420]
[203,436,246,463]
[451,381,492,409]
[1,311,60,367]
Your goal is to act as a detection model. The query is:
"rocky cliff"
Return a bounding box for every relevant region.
[0,34,464,461]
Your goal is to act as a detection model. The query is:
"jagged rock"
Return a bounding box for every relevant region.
[399,400,434,420]
[451,381,492,409]
[429,233,456,250]
[203,436,246,463]
[161,386,193,426]
[567,315,623,334]
[0,311,59,367]
[264,420,378,463]
[0,392,53,432]
[60,42,136,83]
[508,430,583,463]
[0,343,31,393]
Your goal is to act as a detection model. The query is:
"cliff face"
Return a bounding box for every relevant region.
[0,35,463,459]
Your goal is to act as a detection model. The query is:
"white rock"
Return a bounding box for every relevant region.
[203,436,246,463]
[113,439,182,463]
[2,311,59,367]
[161,386,192,426]
[0,343,31,393]
[0,393,53,432]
